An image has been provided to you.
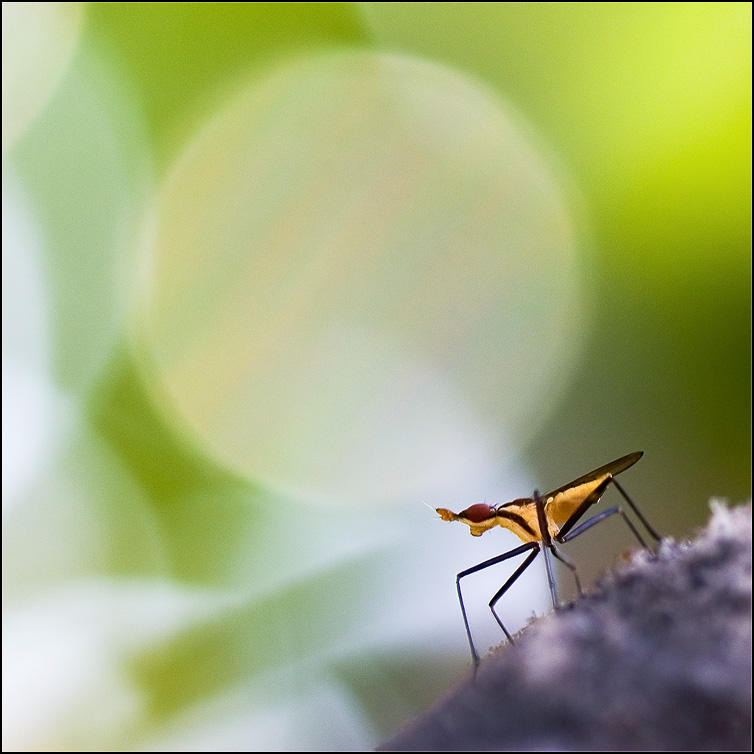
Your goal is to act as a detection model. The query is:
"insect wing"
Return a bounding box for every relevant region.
[543,451,643,530]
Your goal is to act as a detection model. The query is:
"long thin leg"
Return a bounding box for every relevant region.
[456,541,538,666]
[560,505,648,549]
[542,543,559,609]
[550,544,583,596]
[533,492,561,610]
[612,477,662,542]
[487,547,540,645]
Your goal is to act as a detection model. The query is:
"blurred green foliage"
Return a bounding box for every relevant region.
[87,2,370,164]
[85,1,750,520]
[356,1,752,531]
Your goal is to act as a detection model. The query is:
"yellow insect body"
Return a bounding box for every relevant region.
[436,451,643,543]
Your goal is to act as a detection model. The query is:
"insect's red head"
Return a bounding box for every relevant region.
[461,503,495,523]
[436,503,497,536]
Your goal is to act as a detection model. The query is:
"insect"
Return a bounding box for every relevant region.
[436,451,661,667]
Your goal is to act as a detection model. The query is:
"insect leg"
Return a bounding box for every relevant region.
[456,541,539,667]
[611,477,662,542]
[559,505,648,549]
[533,492,561,609]
[487,547,540,644]
[541,541,561,609]
[550,544,583,596]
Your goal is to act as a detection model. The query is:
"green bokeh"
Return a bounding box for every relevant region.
[357,1,752,525]
[87,2,370,164]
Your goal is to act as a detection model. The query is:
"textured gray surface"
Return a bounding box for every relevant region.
[379,504,752,751]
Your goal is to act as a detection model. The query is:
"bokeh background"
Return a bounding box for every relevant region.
[2,3,750,750]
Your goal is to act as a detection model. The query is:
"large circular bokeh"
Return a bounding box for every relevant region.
[135,51,583,504]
